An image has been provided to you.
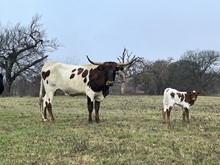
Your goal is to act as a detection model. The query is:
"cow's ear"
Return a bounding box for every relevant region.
[97,65,105,71]
[187,91,191,94]
[197,91,200,95]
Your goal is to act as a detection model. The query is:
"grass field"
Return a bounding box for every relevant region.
[0,95,220,164]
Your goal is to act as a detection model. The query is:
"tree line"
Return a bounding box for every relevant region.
[1,15,220,96]
[118,49,220,95]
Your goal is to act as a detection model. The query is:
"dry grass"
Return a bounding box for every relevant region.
[0,95,220,164]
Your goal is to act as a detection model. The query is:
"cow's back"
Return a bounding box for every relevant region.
[41,61,95,95]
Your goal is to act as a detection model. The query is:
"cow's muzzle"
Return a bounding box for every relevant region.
[106,81,114,86]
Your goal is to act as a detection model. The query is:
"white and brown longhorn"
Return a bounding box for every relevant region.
[163,87,200,123]
[39,56,134,123]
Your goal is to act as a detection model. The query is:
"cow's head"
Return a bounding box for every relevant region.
[187,90,200,101]
[184,90,200,105]
[87,56,134,86]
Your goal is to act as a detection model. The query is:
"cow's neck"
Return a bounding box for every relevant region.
[88,68,109,93]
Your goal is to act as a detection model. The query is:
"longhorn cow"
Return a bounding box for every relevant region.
[39,56,134,123]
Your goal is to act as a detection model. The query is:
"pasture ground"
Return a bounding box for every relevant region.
[0,95,220,164]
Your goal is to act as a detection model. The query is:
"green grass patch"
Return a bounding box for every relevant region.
[0,95,220,164]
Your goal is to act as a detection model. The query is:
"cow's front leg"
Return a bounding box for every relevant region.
[87,96,93,123]
[95,101,100,123]
[46,101,55,122]
[184,108,190,123]
[182,108,186,122]
[182,108,190,123]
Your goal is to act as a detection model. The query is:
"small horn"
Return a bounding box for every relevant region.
[86,55,103,65]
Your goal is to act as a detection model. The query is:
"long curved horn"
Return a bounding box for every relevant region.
[117,59,135,67]
[86,55,103,65]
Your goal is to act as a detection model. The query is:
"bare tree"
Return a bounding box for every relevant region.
[0,14,60,95]
[117,48,143,94]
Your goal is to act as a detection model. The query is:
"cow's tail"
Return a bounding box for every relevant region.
[39,77,44,112]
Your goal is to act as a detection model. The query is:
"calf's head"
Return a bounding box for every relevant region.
[187,90,200,101]
[185,90,200,106]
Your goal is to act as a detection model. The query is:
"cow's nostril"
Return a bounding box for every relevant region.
[106,81,114,86]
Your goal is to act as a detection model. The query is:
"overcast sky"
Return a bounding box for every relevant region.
[1,0,220,64]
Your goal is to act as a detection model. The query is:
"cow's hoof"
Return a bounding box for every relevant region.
[42,118,48,122]
[88,120,93,124]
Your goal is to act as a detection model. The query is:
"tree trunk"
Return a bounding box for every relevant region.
[120,82,125,95]
[4,81,12,96]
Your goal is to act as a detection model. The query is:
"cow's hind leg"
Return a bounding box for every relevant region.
[87,96,93,123]
[162,105,168,124]
[46,101,54,122]
[95,101,100,123]
[42,91,55,122]
[162,109,167,123]
[167,106,172,123]
[42,97,48,122]
[162,106,167,123]
[163,106,171,123]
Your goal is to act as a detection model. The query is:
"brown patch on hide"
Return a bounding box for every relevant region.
[70,74,75,79]
[170,92,175,98]
[77,68,84,75]
[177,93,184,102]
[82,69,88,78]
[42,70,50,80]
[84,78,87,83]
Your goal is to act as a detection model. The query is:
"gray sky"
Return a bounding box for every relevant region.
[1,0,220,64]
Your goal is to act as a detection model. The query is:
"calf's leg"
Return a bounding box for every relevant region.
[162,109,167,123]
[183,108,189,123]
[186,109,190,122]
[167,106,172,123]
[183,108,190,123]
[163,106,172,123]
